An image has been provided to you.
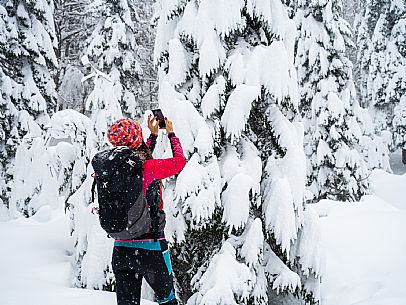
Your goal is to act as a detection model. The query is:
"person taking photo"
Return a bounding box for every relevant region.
[91,114,186,305]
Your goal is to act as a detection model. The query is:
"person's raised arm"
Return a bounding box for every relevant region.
[146,114,159,152]
[143,118,186,179]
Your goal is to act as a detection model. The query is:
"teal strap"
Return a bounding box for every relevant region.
[157,290,175,304]
[114,240,162,251]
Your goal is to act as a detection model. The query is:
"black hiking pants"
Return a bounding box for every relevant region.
[112,239,177,305]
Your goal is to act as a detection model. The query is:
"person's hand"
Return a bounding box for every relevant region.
[148,114,159,134]
[165,118,174,133]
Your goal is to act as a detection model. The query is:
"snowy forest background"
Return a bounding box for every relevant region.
[0,0,405,305]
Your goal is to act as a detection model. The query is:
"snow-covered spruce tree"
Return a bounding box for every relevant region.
[354,0,385,107]
[85,0,144,118]
[0,0,58,214]
[0,68,18,216]
[393,95,406,150]
[341,0,361,65]
[372,0,406,148]
[154,1,322,304]
[387,12,406,151]
[295,0,369,201]
[132,0,159,110]
[356,0,406,147]
[350,0,392,170]
[54,0,94,111]
[55,0,158,112]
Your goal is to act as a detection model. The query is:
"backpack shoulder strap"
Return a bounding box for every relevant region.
[146,179,161,241]
[91,178,97,203]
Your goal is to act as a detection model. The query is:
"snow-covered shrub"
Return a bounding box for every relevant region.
[9,136,58,218]
[45,109,90,199]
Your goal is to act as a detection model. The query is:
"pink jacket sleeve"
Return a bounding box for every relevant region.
[143,133,186,179]
[145,133,158,152]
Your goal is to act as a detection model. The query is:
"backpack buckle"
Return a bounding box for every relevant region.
[126,159,136,167]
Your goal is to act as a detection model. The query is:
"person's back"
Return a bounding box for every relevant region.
[94,116,185,305]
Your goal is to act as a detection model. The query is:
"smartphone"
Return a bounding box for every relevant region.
[151,109,166,129]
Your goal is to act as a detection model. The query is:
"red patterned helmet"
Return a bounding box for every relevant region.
[107,118,143,150]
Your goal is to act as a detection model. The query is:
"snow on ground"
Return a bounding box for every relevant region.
[0,170,405,305]
[370,169,406,211]
[314,169,406,305]
[0,204,155,305]
[0,206,113,305]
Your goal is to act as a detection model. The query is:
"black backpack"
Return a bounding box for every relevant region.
[91,146,161,240]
